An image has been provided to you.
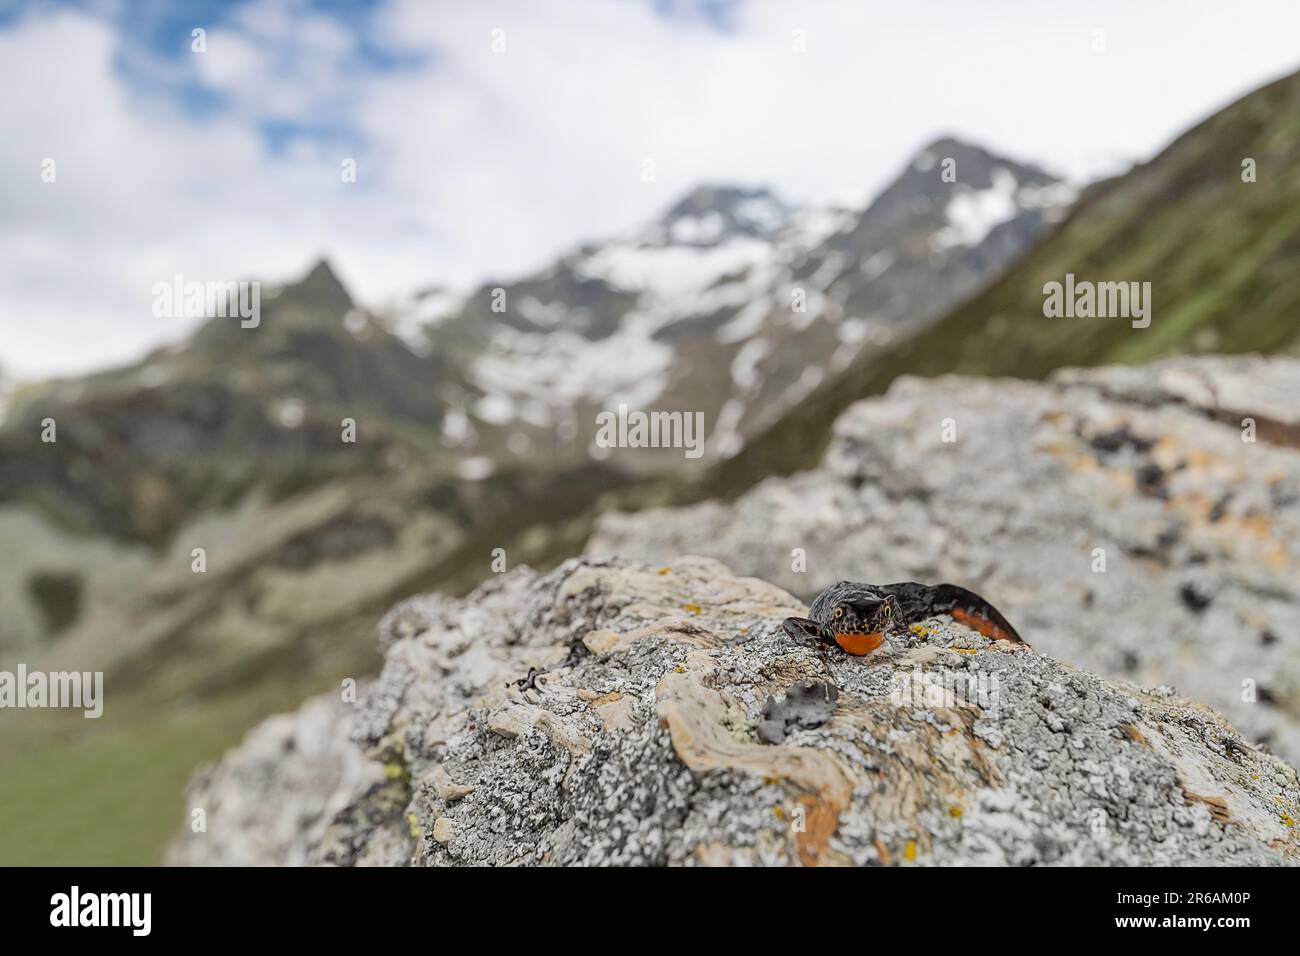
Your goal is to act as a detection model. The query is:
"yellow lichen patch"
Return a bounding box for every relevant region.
[406,813,421,838]
[903,840,917,861]
[774,806,786,820]
[658,566,672,575]
[1282,813,1296,827]
[909,624,931,637]
[951,648,977,655]
[383,762,407,780]
[682,603,702,614]
[674,665,686,673]
[949,805,964,818]
[763,775,782,785]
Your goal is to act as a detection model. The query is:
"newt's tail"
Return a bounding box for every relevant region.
[926,584,1027,646]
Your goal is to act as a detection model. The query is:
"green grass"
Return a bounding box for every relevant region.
[0,676,344,866]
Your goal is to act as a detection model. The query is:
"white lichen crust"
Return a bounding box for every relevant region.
[172,555,1300,866]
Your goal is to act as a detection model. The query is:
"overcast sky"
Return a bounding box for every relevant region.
[4,0,1300,378]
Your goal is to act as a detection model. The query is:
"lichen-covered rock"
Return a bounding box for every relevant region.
[171,555,1300,866]
[167,694,391,866]
[590,356,1300,766]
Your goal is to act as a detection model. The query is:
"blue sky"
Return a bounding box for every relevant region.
[2,0,738,157]
[4,0,1300,377]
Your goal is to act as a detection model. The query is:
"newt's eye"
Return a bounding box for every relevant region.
[832,607,843,620]
[881,602,893,618]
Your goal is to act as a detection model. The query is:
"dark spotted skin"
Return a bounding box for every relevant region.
[783,580,1026,655]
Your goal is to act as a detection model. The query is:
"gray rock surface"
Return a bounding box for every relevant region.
[168,694,387,866]
[171,555,1300,866]
[590,356,1300,767]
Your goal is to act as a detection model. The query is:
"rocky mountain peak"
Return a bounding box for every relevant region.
[279,257,356,315]
[912,135,1059,190]
[849,135,1068,242]
[653,184,789,246]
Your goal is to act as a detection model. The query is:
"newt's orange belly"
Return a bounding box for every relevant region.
[950,608,1017,643]
[832,631,885,655]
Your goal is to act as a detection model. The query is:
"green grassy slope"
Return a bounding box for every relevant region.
[0,674,348,865]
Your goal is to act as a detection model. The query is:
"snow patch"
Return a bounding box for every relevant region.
[516,296,569,328]
[710,398,747,458]
[932,167,1021,249]
[733,195,787,234]
[457,456,494,481]
[716,298,771,345]
[783,205,857,250]
[836,318,869,345]
[442,406,472,446]
[273,397,305,429]
[668,212,727,245]
[475,393,515,425]
[1019,180,1078,210]
[731,338,771,391]
[577,238,771,299]
[474,314,670,410]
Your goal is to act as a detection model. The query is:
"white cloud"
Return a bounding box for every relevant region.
[2,0,1300,377]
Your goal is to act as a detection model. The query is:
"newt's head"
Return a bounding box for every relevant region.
[783,581,898,656]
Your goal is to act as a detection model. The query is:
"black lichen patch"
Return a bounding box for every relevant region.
[1087,425,1157,456]
[1208,493,1233,523]
[756,680,839,744]
[1178,582,1213,613]
[510,666,548,693]
[1134,462,1169,499]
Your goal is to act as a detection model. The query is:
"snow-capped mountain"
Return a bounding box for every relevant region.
[0,135,1072,667]
[0,136,1071,566]
[405,136,1073,473]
